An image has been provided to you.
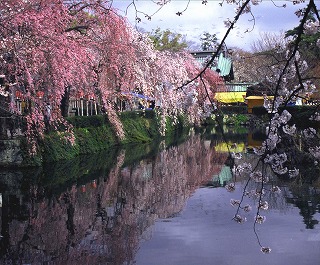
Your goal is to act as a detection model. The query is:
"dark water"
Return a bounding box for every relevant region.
[0,129,319,264]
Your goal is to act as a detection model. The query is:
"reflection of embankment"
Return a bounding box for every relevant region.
[0,135,228,264]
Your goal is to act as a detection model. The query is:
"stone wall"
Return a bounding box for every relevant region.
[0,139,23,166]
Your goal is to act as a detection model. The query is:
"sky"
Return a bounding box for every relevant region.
[112,0,309,51]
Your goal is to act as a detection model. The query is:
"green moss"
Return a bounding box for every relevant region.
[120,111,160,143]
[18,137,43,167]
[39,111,188,163]
[42,132,80,162]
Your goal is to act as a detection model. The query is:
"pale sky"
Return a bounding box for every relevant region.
[112,0,308,51]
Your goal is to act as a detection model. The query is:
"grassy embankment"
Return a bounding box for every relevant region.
[37,110,190,163]
[20,105,319,166]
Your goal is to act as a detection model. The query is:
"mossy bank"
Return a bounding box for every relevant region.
[15,110,190,167]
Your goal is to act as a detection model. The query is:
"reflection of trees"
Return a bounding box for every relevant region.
[0,135,228,264]
[234,153,320,229]
[287,184,320,229]
[235,153,297,212]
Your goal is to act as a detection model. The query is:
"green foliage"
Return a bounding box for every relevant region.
[200,31,218,51]
[42,115,118,162]
[252,106,268,115]
[280,106,320,129]
[223,114,248,127]
[122,142,160,168]
[164,115,191,146]
[41,132,80,162]
[19,137,43,167]
[251,105,320,129]
[66,115,108,128]
[285,10,320,47]
[39,111,191,163]
[220,105,248,114]
[149,27,188,52]
[74,126,117,154]
[120,111,160,143]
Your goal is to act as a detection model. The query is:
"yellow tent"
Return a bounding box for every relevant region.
[215,92,246,104]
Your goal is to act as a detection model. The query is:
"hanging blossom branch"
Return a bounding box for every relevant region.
[178,0,252,89]
[127,0,169,23]
[174,0,253,162]
[269,0,315,114]
[226,0,320,254]
[175,0,190,16]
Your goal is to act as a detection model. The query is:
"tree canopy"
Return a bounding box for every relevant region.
[148,27,188,52]
[200,32,218,51]
[0,0,223,153]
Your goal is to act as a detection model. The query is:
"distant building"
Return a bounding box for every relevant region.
[190,50,234,82]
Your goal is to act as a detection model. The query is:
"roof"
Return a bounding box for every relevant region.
[215,53,232,77]
[190,51,234,80]
[225,82,257,92]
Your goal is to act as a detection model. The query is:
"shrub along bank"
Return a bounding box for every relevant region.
[203,105,319,130]
[40,110,190,163]
[13,105,319,166]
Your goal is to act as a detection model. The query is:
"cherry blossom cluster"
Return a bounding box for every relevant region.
[0,0,223,154]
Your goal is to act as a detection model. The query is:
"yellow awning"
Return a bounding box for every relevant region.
[214,142,246,153]
[215,92,246,103]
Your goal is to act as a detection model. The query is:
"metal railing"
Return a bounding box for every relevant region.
[0,101,24,139]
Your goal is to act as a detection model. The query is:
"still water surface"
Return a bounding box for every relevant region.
[0,129,319,264]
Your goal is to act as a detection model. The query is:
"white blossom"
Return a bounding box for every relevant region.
[302,81,317,94]
[230,199,240,207]
[271,186,281,194]
[288,167,299,178]
[264,153,288,175]
[233,214,247,224]
[232,152,242,159]
[225,183,236,192]
[264,153,287,165]
[236,163,252,174]
[255,214,266,224]
[253,143,266,156]
[261,247,272,254]
[282,124,296,135]
[250,171,265,182]
[279,110,292,124]
[309,146,320,160]
[309,112,320,121]
[272,165,288,175]
[243,204,252,212]
[259,201,269,210]
[304,20,320,35]
[303,127,317,138]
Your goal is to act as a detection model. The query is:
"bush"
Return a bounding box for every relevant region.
[40,111,190,162]
[66,115,108,128]
[252,106,268,115]
[221,105,247,114]
[281,106,319,129]
[42,132,80,161]
[120,113,160,143]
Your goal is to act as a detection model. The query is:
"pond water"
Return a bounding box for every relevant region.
[0,128,319,265]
